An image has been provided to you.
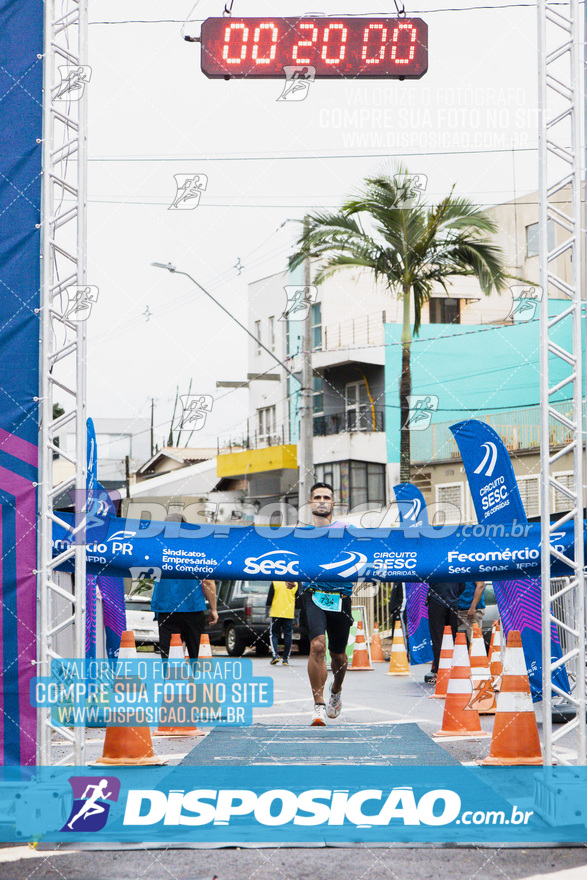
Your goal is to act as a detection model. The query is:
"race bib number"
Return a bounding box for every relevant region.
[312,591,342,613]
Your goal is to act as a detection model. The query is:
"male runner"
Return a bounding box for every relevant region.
[286,482,354,726]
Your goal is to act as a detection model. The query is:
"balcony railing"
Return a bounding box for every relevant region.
[410,400,576,463]
[313,408,385,437]
[323,311,387,350]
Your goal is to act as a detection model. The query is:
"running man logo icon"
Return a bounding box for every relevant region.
[281,285,318,320]
[63,285,99,322]
[465,678,496,713]
[176,394,214,431]
[55,65,92,101]
[61,776,120,832]
[277,65,316,102]
[169,174,208,210]
[406,395,438,430]
[507,284,543,323]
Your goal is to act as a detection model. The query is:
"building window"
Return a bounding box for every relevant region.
[429,297,461,324]
[313,375,324,416]
[518,476,539,518]
[311,302,322,350]
[345,381,370,431]
[254,320,261,355]
[436,483,464,523]
[269,316,275,352]
[258,405,277,444]
[553,472,574,513]
[526,219,555,258]
[314,460,385,512]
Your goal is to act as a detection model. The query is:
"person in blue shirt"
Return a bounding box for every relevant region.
[151,513,218,659]
[286,482,353,727]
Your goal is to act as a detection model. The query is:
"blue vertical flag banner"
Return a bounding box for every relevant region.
[0,0,43,765]
[393,484,433,664]
[86,420,98,658]
[450,419,570,699]
[86,418,126,658]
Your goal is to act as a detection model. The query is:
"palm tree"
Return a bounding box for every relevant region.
[289,168,511,483]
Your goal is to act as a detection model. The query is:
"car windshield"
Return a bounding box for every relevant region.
[125,599,152,612]
[241,580,270,594]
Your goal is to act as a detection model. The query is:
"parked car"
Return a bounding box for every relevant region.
[207,579,309,657]
[125,595,159,651]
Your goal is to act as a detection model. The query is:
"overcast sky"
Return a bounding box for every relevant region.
[86,0,541,455]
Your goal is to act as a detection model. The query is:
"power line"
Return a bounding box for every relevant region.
[88,146,539,162]
[88,5,549,26]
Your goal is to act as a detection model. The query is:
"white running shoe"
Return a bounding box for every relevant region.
[311,703,327,726]
[327,689,342,719]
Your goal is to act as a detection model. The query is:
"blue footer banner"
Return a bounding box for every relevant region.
[1,766,586,844]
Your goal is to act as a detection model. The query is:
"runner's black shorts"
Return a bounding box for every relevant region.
[300,591,353,655]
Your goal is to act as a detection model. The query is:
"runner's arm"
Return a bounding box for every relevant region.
[202,579,218,625]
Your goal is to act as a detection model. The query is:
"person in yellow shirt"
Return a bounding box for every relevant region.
[265,580,297,666]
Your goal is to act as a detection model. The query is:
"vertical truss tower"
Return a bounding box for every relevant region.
[38,0,88,765]
[538,0,586,764]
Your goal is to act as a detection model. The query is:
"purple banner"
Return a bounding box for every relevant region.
[405,582,433,664]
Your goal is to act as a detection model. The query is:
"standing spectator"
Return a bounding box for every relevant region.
[424,580,465,684]
[388,582,407,654]
[457,580,486,645]
[266,580,297,666]
[151,513,218,659]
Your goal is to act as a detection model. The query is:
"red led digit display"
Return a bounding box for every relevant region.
[200,17,428,79]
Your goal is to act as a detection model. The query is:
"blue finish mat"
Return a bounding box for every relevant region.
[182,723,459,766]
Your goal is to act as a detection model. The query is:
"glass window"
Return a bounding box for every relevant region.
[553,473,574,513]
[345,381,370,431]
[429,298,461,324]
[241,580,271,594]
[526,219,555,258]
[311,302,322,350]
[254,320,261,355]
[217,581,232,607]
[313,375,324,415]
[367,462,386,506]
[436,484,463,523]
[351,461,368,509]
[269,316,275,352]
[518,476,539,517]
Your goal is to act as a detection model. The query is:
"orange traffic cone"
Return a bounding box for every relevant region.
[489,620,503,685]
[385,621,410,675]
[479,630,542,765]
[199,633,213,660]
[467,624,496,715]
[430,626,454,698]
[95,631,167,765]
[348,620,373,670]
[434,633,490,738]
[153,634,205,737]
[370,622,386,663]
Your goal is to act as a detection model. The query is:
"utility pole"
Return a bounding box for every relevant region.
[298,215,314,524]
[150,398,155,458]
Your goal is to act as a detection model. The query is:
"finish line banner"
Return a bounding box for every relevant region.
[53,511,586,585]
[1,766,586,844]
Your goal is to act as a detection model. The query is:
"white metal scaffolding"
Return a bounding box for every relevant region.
[538,0,586,764]
[38,0,88,765]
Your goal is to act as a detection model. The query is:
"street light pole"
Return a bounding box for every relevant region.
[297,216,315,524]
[151,263,299,380]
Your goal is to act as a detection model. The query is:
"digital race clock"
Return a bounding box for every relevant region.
[200,17,428,80]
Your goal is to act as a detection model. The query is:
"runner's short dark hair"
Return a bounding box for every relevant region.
[165,512,187,523]
[310,481,334,498]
